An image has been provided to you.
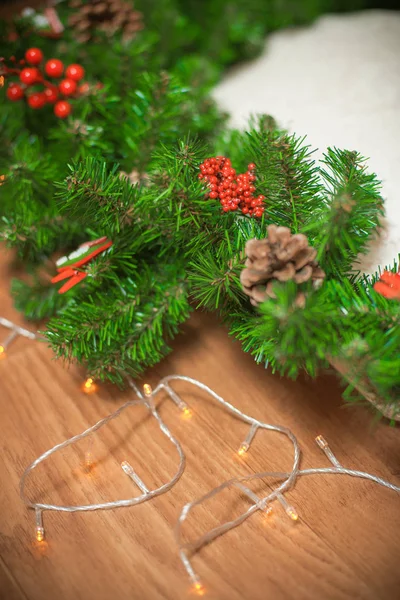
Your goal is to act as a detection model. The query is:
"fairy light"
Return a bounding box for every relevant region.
[20,375,400,592]
[143,383,152,397]
[238,442,249,456]
[0,317,32,360]
[82,377,97,394]
[238,423,258,455]
[181,405,192,419]
[0,76,4,87]
[277,493,299,521]
[84,451,94,472]
[192,581,205,596]
[35,509,45,542]
[121,461,149,494]
[163,382,192,416]
[315,434,328,449]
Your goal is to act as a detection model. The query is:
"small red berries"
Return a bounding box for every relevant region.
[27,92,46,109]
[58,78,77,96]
[65,64,85,81]
[199,157,265,218]
[54,100,72,119]
[44,85,58,103]
[45,59,64,78]
[25,48,43,65]
[20,68,39,85]
[6,84,24,101]
[5,51,89,118]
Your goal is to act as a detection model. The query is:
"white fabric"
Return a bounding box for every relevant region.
[213,10,400,273]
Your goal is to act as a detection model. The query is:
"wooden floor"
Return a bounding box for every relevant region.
[0,246,399,600]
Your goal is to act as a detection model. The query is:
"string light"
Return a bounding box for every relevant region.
[277,493,299,521]
[315,434,328,449]
[0,318,38,360]
[20,375,400,594]
[35,509,45,542]
[238,423,258,455]
[192,581,205,596]
[181,406,192,419]
[0,76,4,87]
[143,383,153,397]
[84,451,94,472]
[121,461,149,494]
[82,377,97,394]
[238,443,248,456]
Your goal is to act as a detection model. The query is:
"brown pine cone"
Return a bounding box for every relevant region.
[68,0,143,42]
[240,225,325,307]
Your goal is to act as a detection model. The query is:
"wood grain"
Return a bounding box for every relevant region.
[0,246,399,600]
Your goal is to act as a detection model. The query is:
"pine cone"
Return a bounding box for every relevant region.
[68,0,143,42]
[240,225,325,307]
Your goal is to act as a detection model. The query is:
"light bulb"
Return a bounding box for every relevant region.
[264,505,273,516]
[121,461,133,476]
[143,383,152,397]
[315,435,328,449]
[82,377,97,394]
[35,509,45,542]
[35,526,45,542]
[181,405,192,419]
[0,345,5,360]
[84,451,93,472]
[0,76,4,87]
[286,506,299,521]
[193,582,205,596]
[238,442,249,456]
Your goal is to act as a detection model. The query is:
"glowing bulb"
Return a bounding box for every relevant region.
[193,582,205,596]
[143,383,152,397]
[0,76,4,88]
[84,451,93,472]
[238,442,249,456]
[0,345,5,360]
[35,509,45,542]
[286,506,299,521]
[264,505,273,516]
[315,435,328,449]
[181,405,192,419]
[82,377,97,394]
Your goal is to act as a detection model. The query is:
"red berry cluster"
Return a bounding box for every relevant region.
[198,157,265,217]
[2,48,87,119]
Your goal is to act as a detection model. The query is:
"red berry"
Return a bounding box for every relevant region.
[45,59,64,78]
[65,64,85,81]
[54,100,72,119]
[242,207,249,214]
[78,82,90,95]
[248,163,256,170]
[6,84,24,101]
[209,192,218,199]
[27,92,46,109]
[44,85,58,103]
[20,68,39,85]
[59,78,77,96]
[25,48,43,65]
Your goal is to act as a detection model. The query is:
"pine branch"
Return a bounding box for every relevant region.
[308,148,383,277]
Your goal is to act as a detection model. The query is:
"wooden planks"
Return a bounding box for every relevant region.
[0,246,399,600]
